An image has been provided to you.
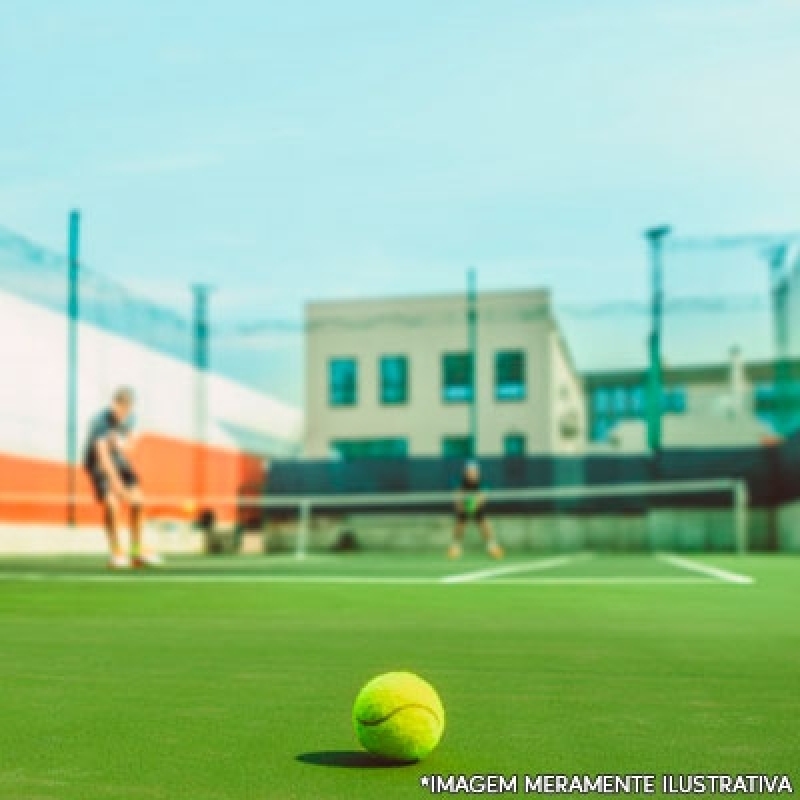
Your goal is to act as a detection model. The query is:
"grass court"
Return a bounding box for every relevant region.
[0,552,797,799]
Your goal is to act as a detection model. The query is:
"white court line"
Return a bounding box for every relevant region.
[0,570,731,587]
[0,573,434,585]
[655,553,754,585]
[166,555,333,570]
[490,576,715,586]
[440,553,591,584]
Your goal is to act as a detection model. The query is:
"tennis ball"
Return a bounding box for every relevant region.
[353,672,445,763]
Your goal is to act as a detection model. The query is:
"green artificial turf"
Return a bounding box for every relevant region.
[0,554,797,799]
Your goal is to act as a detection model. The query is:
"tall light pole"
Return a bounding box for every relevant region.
[767,245,792,435]
[66,210,81,526]
[192,285,212,506]
[645,225,671,456]
[467,268,478,457]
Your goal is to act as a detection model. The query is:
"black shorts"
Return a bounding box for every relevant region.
[87,462,139,502]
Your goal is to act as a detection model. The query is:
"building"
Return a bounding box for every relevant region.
[305,289,586,458]
[584,349,800,451]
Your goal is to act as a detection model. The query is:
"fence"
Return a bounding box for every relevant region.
[266,442,796,509]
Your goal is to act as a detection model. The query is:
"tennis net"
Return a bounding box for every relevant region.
[251,479,749,557]
[0,479,749,557]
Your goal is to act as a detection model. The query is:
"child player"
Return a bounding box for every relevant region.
[84,387,162,569]
[448,460,504,559]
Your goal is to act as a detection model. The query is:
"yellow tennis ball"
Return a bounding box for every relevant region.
[353,672,445,763]
[183,501,196,515]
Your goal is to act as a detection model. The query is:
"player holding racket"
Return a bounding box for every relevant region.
[85,387,162,570]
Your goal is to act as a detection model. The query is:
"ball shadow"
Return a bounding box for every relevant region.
[296,751,414,769]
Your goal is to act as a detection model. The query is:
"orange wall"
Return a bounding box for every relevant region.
[0,434,265,525]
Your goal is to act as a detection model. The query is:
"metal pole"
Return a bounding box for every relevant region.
[297,499,311,560]
[767,246,791,435]
[192,285,212,508]
[645,226,671,456]
[467,268,478,457]
[733,479,749,555]
[67,210,81,526]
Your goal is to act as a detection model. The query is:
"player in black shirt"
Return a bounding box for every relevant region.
[84,387,161,569]
[448,461,504,559]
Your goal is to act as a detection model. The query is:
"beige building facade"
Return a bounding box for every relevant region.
[305,289,586,458]
[584,348,799,451]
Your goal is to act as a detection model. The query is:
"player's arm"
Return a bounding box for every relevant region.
[453,489,466,512]
[114,430,137,456]
[94,437,132,499]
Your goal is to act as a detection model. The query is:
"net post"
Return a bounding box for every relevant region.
[296,499,311,560]
[733,480,749,555]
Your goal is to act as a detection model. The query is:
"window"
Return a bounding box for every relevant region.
[662,387,687,413]
[503,433,527,456]
[755,382,800,409]
[593,389,610,413]
[753,382,800,431]
[591,415,613,442]
[629,386,645,415]
[612,387,628,414]
[380,355,409,405]
[442,435,473,458]
[331,438,408,460]
[442,352,473,403]
[755,383,778,412]
[329,358,357,407]
[495,350,526,401]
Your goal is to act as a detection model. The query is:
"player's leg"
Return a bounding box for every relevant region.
[128,486,144,555]
[102,494,130,569]
[89,468,129,569]
[114,462,161,568]
[476,512,504,559]
[448,512,467,559]
[127,486,162,568]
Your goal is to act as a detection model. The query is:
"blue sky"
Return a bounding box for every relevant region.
[2,0,799,403]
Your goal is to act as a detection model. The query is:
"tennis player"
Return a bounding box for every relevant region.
[448,460,504,559]
[84,387,162,569]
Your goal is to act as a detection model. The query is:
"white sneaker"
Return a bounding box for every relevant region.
[132,552,163,568]
[108,553,132,570]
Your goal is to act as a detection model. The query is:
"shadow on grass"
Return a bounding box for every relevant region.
[296,751,414,769]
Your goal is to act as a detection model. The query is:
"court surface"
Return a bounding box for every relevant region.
[0,552,797,799]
